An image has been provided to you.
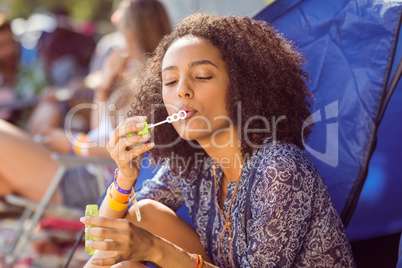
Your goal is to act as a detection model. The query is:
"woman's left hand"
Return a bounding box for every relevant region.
[81,216,156,266]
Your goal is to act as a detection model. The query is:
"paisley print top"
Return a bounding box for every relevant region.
[137,140,355,267]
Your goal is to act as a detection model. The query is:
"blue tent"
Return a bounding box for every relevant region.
[255,0,402,240]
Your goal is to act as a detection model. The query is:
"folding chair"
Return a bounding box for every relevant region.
[4,152,116,266]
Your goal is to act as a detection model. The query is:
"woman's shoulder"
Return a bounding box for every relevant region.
[252,140,318,175]
[246,140,327,216]
[247,140,323,199]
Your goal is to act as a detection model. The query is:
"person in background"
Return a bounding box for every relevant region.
[37,6,96,87]
[88,0,126,74]
[0,16,48,127]
[23,6,96,134]
[89,0,172,130]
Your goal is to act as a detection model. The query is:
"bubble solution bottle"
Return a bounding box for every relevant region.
[85,204,99,255]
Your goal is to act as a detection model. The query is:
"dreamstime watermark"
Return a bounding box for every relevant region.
[64,100,339,169]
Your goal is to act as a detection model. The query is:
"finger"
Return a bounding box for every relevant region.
[111,116,147,140]
[86,227,127,240]
[110,123,145,148]
[80,217,132,230]
[125,142,155,158]
[109,117,147,148]
[115,135,152,158]
[122,133,151,150]
[112,261,149,268]
[108,127,145,155]
[86,240,123,251]
[118,116,147,130]
[114,135,146,154]
[90,255,119,266]
[120,142,155,169]
[110,135,151,165]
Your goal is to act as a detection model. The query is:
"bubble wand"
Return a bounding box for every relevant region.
[136,110,187,135]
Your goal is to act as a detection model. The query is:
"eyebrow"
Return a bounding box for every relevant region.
[162,59,219,72]
[189,60,218,69]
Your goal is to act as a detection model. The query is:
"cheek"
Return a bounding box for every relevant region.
[207,86,229,113]
[162,90,175,116]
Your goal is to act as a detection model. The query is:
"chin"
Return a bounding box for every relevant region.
[178,130,201,141]
[175,122,211,141]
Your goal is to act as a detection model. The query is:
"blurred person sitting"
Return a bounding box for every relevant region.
[37,6,96,87]
[25,6,96,134]
[0,16,48,128]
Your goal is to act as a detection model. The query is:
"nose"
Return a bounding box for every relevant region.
[176,79,193,99]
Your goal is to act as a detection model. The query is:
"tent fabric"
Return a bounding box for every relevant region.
[398,233,402,268]
[255,0,402,240]
[346,55,402,240]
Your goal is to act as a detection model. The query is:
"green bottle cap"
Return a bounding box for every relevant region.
[138,121,150,135]
[86,204,98,211]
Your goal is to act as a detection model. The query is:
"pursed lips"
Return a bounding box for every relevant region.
[178,104,198,119]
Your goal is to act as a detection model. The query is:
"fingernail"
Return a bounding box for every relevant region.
[148,142,155,148]
[90,258,100,264]
[85,228,88,233]
[80,217,86,223]
[142,134,150,139]
[139,116,147,121]
[136,123,144,128]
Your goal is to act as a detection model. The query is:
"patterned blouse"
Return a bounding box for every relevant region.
[136,140,356,267]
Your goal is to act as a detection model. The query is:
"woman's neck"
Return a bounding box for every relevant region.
[199,128,244,182]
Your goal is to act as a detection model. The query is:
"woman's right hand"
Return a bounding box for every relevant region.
[106,116,154,189]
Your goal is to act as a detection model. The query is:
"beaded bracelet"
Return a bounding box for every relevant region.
[194,254,204,268]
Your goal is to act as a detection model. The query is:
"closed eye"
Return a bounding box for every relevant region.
[196,76,212,80]
[164,80,177,86]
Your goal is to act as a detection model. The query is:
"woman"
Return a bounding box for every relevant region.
[0,0,171,208]
[27,0,171,135]
[82,14,355,267]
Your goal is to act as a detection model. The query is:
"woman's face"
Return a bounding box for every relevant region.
[161,36,231,144]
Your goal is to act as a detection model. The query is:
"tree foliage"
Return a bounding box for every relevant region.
[1,0,115,22]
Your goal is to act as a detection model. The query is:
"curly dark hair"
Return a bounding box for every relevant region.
[129,13,312,174]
